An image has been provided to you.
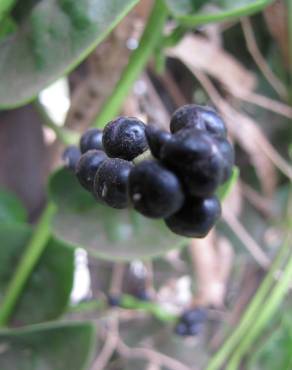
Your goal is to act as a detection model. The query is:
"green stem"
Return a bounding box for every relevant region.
[226,249,292,370]
[205,238,290,370]
[34,100,80,146]
[0,203,56,326]
[93,0,168,128]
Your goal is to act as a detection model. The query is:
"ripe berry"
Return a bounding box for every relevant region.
[181,308,207,325]
[94,158,133,209]
[75,150,107,191]
[102,117,148,160]
[145,125,171,159]
[62,145,81,171]
[170,104,227,138]
[161,129,224,196]
[128,160,184,218]
[165,195,221,238]
[175,322,189,336]
[216,138,234,183]
[134,290,150,301]
[80,128,103,153]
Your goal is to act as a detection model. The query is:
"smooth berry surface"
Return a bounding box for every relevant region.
[94,158,133,209]
[165,195,221,238]
[215,138,235,183]
[145,125,171,159]
[161,129,224,196]
[102,116,148,160]
[80,128,103,153]
[128,160,185,218]
[62,145,81,171]
[75,150,107,191]
[170,104,227,138]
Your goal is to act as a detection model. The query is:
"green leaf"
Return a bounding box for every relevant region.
[0,0,16,21]
[48,168,187,261]
[0,223,74,325]
[0,321,96,370]
[165,0,273,25]
[0,0,139,108]
[0,190,27,224]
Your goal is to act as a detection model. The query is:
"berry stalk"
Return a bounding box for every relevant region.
[94,0,168,128]
[0,203,56,326]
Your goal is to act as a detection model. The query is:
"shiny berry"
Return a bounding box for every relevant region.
[62,145,81,171]
[165,195,221,238]
[181,308,207,325]
[170,104,227,138]
[128,160,184,218]
[80,128,103,153]
[75,150,107,191]
[145,125,171,159]
[161,129,224,196]
[216,138,234,183]
[102,117,148,160]
[94,158,133,209]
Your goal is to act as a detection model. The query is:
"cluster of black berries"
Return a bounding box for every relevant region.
[63,105,234,238]
[175,307,207,336]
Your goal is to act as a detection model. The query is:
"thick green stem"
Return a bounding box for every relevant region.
[0,203,56,326]
[93,0,168,128]
[205,238,290,370]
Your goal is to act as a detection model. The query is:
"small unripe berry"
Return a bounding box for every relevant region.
[75,150,107,191]
[128,160,184,218]
[165,195,221,238]
[80,128,103,153]
[170,104,227,138]
[94,158,133,209]
[145,125,171,159]
[62,145,81,171]
[102,117,148,160]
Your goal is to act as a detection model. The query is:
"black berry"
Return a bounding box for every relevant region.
[75,150,107,191]
[134,290,150,301]
[165,195,221,238]
[94,158,133,209]
[161,129,224,196]
[62,145,81,171]
[102,117,148,160]
[80,128,103,153]
[170,104,227,138]
[145,125,172,159]
[216,138,234,183]
[175,307,207,336]
[128,160,184,218]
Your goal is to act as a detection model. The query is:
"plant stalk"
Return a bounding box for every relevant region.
[93,0,168,128]
[0,203,56,326]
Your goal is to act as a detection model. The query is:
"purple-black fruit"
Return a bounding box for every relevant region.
[80,128,103,153]
[62,145,81,171]
[94,158,133,209]
[75,150,107,191]
[102,117,148,160]
[145,125,171,159]
[165,195,221,238]
[128,160,184,218]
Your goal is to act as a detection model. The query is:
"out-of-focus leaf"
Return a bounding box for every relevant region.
[0,321,96,370]
[0,0,139,108]
[165,0,273,25]
[0,190,27,223]
[0,0,16,21]
[0,223,74,325]
[48,168,186,261]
